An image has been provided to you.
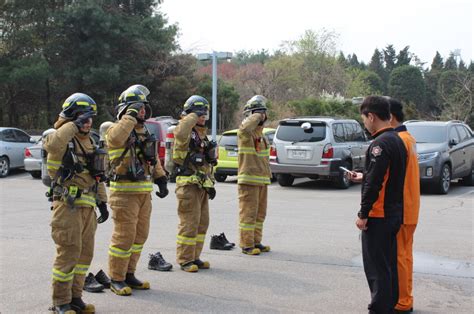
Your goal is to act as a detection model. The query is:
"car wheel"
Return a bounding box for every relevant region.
[30,171,42,179]
[271,174,277,182]
[214,173,227,182]
[334,162,352,189]
[434,163,451,194]
[277,174,294,187]
[461,169,473,186]
[0,157,10,178]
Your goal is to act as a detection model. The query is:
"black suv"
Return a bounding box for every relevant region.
[404,120,474,194]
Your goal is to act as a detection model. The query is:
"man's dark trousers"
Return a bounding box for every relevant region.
[362,216,402,313]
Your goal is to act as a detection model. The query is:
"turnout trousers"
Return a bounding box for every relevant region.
[238,184,267,249]
[108,192,152,281]
[175,184,209,265]
[362,216,401,314]
[395,224,417,311]
[51,201,97,306]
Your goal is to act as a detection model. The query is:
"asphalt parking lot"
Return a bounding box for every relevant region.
[0,171,473,313]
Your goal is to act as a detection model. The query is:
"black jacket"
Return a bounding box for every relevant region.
[359,127,407,219]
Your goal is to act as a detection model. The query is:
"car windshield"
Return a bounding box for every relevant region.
[406,125,447,143]
[219,133,237,146]
[276,122,326,143]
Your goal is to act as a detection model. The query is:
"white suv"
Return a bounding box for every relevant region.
[270,117,370,188]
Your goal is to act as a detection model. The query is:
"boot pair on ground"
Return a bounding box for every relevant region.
[180,259,211,272]
[84,271,149,297]
[52,273,148,313]
[83,252,172,294]
[51,298,94,314]
[242,243,271,255]
[210,232,235,250]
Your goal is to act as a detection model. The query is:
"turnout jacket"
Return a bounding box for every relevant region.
[395,125,420,225]
[173,113,214,189]
[106,114,166,193]
[359,127,407,219]
[44,118,107,206]
[237,113,272,186]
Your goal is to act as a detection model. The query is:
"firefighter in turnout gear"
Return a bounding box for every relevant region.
[106,85,169,296]
[238,95,272,255]
[44,93,109,314]
[173,95,216,272]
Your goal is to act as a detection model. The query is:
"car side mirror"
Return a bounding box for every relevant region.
[449,138,459,146]
[30,138,36,143]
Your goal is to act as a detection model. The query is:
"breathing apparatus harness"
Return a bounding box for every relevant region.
[110,125,157,182]
[46,136,107,209]
[175,127,217,193]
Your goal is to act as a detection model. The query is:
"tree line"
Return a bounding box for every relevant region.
[1,1,472,132]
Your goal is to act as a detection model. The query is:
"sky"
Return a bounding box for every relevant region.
[159,0,473,66]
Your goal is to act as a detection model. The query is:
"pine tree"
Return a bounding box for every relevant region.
[396,46,412,67]
[430,52,444,71]
[349,54,360,68]
[444,53,457,70]
[336,51,349,68]
[383,44,397,73]
[369,48,386,90]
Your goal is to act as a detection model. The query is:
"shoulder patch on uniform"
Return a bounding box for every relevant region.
[371,145,383,157]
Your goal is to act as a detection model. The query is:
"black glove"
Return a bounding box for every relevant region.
[126,103,145,118]
[207,187,216,200]
[97,201,109,224]
[154,176,169,198]
[73,111,94,129]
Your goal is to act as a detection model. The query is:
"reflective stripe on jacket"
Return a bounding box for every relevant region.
[237,113,271,186]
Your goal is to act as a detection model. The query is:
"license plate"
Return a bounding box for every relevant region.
[227,151,238,157]
[289,150,306,159]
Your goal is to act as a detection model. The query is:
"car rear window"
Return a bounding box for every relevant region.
[219,133,237,146]
[276,121,326,142]
[405,125,447,143]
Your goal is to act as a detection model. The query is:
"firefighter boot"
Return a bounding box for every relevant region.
[219,232,235,247]
[110,280,132,296]
[194,259,210,269]
[83,273,105,293]
[94,270,111,289]
[148,252,173,271]
[180,262,199,273]
[210,235,233,250]
[70,298,95,314]
[125,273,150,290]
[242,247,261,255]
[255,243,271,252]
[52,304,76,314]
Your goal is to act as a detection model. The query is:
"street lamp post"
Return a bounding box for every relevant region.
[196,51,233,141]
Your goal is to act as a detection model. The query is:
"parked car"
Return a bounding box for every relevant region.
[24,140,42,179]
[270,117,370,188]
[214,128,276,182]
[404,120,474,194]
[0,127,36,177]
[145,116,178,167]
